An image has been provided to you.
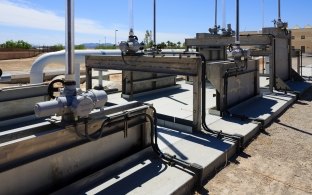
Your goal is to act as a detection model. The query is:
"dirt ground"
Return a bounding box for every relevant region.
[197,88,312,195]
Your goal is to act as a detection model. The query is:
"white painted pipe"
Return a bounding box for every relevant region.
[0,73,11,82]
[30,49,121,86]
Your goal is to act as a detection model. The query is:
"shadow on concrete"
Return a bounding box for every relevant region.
[300,87,312,101]
[76,155,168,195]
[135,88,189,102]
[157,133,189,160]
[286,81,312,95]
[229,97,277,119]
[167,96,188,105]
[157,127,233,156]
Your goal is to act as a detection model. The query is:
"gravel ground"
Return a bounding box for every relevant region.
[197,88,312,195]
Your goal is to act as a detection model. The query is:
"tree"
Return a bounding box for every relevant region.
[75,44,86,50]
[95,44,116,49]
[166,41,171,48]
[51,44,64,51]
[177,41,181,48]
[1,40,32,49]
[144,30,153,48]
[158,42,167,49]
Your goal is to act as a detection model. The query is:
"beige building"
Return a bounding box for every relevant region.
[291,26,312,54]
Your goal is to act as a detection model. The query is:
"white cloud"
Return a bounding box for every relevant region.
[0,0,106,34]
[0,0,190,44]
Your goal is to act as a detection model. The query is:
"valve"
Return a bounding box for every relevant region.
[35,81,107,120]
[119,29,144,55]
[232,46,250,63]
[221,24,235,36]
[273,19,288,29]
[209,25,220,35]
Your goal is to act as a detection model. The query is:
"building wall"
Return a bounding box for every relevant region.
[291,28,312,54]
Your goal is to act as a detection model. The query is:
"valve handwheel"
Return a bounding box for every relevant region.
[48,79,65,99]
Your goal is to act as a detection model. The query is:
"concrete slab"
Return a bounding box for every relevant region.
[286,80,312,94]
[54,127,236,195]
[207,117,261,145]
[227,92,297,126]
[108,82,219,131]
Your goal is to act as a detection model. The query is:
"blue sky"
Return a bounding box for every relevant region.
[0,0,311,45]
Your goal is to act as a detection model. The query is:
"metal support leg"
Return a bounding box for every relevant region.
[86,66,92,90]
[193,68,202,131]
[98,70,103,87]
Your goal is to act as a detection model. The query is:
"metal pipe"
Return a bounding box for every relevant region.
[278,0,281,21]
[214,0,218,27]
[129,0,134,32]
[115,29,118,47]
[235,0,240,45]
[30,49,121,85]
[300,50,303,76]
[0,73,11,83]
[65,0,75,80]
[153,0,156,45]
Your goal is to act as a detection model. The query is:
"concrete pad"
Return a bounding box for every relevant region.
[54,128,236,195]
[286,80,312,94]
[108,82,219,131]
[227,92,297,126]
[158,128,236,180]
[54,148,196,195]
[207,117,260,145]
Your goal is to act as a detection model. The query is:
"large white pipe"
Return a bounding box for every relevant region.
[30,50,121,86]
[30,48,193,86]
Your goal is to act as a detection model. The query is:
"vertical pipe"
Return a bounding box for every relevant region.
[278,0,281,20]
[65,0,74,79]
[235,0,240,45]
[98,70,103,87]
[115,30,118,47]
[153,0,156,45]
[300,50,303,76]
[288,30,292,80]
[129,0,134,32]
[215,0,218,27]
[297,52,300,74]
